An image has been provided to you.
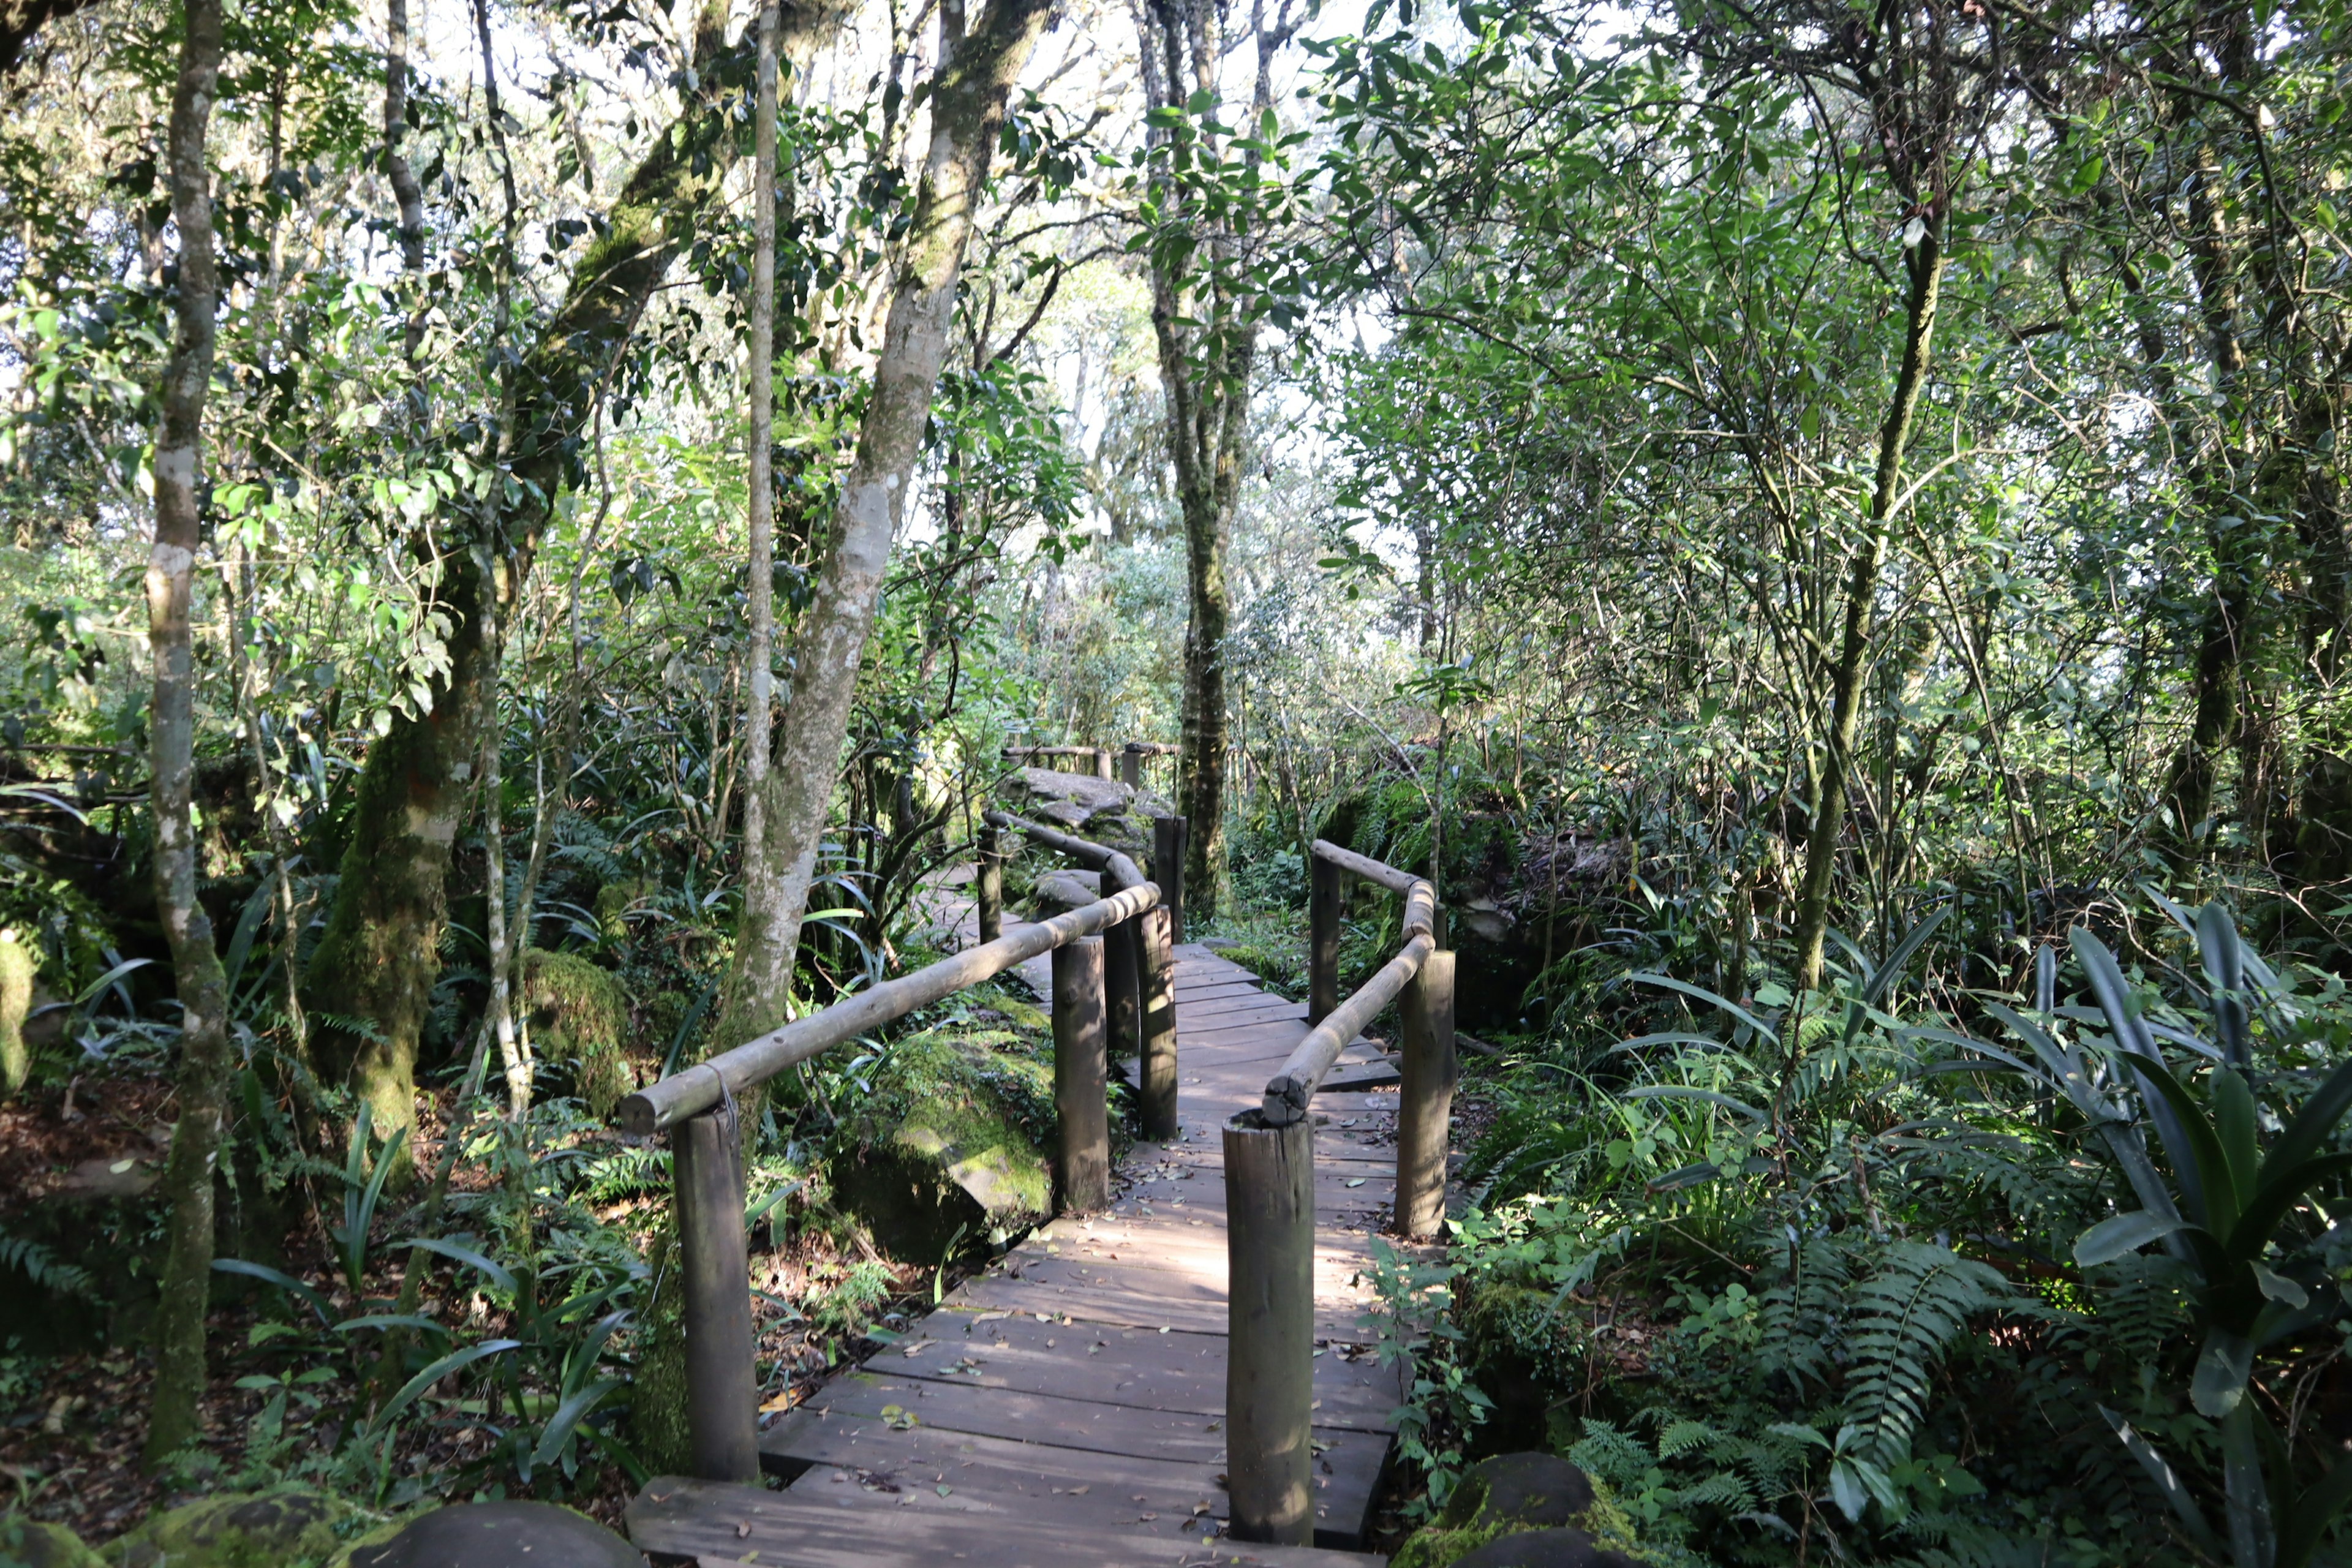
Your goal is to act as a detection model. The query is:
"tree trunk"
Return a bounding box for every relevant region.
[736,0,781,982]
[1136,0,1295,925]
[718,0,1056,1047]
[303,1,849,1140]
[1790,221,1944,991]
[142,0,228,1467]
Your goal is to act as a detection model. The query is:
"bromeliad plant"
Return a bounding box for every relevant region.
[1970,909,2352,1568]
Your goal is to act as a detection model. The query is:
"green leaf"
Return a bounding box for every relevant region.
[371,1339,521,1432]
[401,1237,518,1295]
[2075,1210,2188,1268]
[2192,1330,2253,1419]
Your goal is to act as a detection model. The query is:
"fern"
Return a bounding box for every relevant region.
[0,1227,94,1299]
[1844,1240,2014,1467]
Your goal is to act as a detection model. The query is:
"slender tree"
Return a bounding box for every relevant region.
[722,0,1058,1044]
[1132,0,1300,922]
[736,0,781,1003]
[142,0,228,1467]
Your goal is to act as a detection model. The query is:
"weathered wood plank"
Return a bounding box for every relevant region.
[628,1479,1388,1567]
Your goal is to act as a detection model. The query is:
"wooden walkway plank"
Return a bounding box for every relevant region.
[639,937,1438,1564]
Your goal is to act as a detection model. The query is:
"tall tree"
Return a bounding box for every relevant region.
[141,0,228,1467]
[1132,0,1300,922]
[720,0,1059,1045]
[303,0,846,1142]
[735,0,781,1020]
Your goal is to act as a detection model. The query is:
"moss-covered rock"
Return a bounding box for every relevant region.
[0,1517,104,1568]
[105,1485,368,1568]
[1392,1455,1651,1568]
[522,949,635,1115]
[833,1005,1055,1259]
[0,932,33,1095]
[338,1501,641,1568]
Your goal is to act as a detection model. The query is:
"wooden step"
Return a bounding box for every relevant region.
[628,1477,1387,1566]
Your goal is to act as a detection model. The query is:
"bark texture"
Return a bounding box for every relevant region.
[142,0,228,1467]
[720,0,1056,1046]
[737,0,781,958]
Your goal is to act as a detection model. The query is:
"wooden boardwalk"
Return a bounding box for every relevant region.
[627,943,1419,1567]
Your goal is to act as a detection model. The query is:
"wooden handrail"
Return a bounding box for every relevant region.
[619,882,1158,1135]
[1226,837,1455,1547]
[633,799,1182,1486]
[983,807,1149,892]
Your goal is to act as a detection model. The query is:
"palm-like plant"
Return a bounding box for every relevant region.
[1965,908,2352,1568]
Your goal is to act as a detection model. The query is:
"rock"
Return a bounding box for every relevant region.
[1451,1528,1637,1568]
[342,1502,643,1568]
[1390,1455,1650,1568]
[1032,869,1101,913]
[1444,1453,1595,1529]
[1014,767,1132,818]
[0,1517,104,1568]
[522,950,636,1116]
[833,1023,1054,1257]
[108,1485,364,1568]
[0,933,31,1095]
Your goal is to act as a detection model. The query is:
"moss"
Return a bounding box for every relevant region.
[0,1517,104,1568]
[832,1008,1056,1257]
[105,1485,366,1568]
[522,950,635,1116]
[1391,1457,1653,1568]
[627,1219,694,1477]
[0,932,32,1095]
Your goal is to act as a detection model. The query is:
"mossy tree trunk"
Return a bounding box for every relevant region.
[302,0,812,1144]
[142,0,229,1467]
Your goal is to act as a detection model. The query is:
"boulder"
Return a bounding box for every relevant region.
[341,1502,642,1568]
[1032,869,1101,913]
[1391,1455,1649,1568]
[1452,1529,1637,1568]
[1014,767,1132,818]
[107,1485,365,1568]
[521,950,636,1116]
[833,1019,1055,1257]
[0,1518,104,1568]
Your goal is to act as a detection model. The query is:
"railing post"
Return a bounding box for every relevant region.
[1153,814,1188,943]
[1095,747,1115,780]
[1137,905,1178,1141]
[1052,935,1111,1213]
[1104,912,1141,1067]
[1308,851,1340,1025]
[976,821,1002,944]
[674,1105,760,1482]
[1119,745,1141,790]
[1224,1110,1315,1546]
[1396,948,1457,1240]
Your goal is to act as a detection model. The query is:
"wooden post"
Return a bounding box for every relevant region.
[674,1106,760,1482]
[1137,905,1178,1141]
[1153,814,1188,943]
[1224,1110,1314,1546]
[976,822,1001,944]
[1104,913,1141,1068]
[1396,949,1457,1240]
[1095,747,1115,780]
[1120,747,1142,789]
[1308,852,1340,1025]
[1052,935,1111,1213]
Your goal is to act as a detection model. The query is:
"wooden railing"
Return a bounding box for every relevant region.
[617,815,1176,1484]
[1223,839,1457,1546]
[1002,739,1178,789]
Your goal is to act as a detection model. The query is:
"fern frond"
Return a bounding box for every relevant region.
[0,1228,94,1299]
[1844,1240,2014,1467]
